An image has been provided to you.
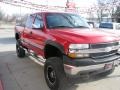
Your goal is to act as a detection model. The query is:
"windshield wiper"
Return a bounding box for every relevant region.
[50,25,73,28]
[74,26,89,28]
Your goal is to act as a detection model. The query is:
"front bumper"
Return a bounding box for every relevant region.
[63,56,120,76]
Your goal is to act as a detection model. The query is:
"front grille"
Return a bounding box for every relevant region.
[90,42,118,59]
[90,42,118,49]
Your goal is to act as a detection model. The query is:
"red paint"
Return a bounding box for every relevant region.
[15,12,120,57]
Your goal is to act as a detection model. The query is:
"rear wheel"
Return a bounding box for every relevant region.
[44,57,66,90]
[16,40,25,58]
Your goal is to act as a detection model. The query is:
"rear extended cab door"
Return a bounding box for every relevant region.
[22,14,35,49]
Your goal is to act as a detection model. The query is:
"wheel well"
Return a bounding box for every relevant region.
[44,45,63,59]
[15,33,19,40]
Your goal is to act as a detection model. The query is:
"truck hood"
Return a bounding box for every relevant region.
[48,28,120,44]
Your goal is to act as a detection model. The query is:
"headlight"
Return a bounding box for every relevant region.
[68,44,89,58]
[69,44,89,50]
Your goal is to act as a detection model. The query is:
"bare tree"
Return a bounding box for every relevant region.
[0,9,4,20]
[96,0,119,22]
[96,0,107,22]
[114,6,120,22]
[105,0,119,21]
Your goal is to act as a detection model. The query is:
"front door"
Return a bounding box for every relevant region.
[30,14,46,56]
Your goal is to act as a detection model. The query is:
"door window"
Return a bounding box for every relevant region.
[26,15,35,28]
[33,14,43,29]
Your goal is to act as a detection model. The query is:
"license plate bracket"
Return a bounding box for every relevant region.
[104,62,113,70]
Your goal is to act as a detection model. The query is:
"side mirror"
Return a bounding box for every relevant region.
[32,24,44,30]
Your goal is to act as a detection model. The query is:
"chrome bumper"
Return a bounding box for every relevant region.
[64,59,120,75]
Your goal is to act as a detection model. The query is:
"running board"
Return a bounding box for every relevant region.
[27,50,46,67]
[28,56,45,66]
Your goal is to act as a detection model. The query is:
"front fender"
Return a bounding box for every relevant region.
[45,40,65,54]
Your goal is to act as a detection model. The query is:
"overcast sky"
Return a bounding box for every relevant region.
[0,0,97,15]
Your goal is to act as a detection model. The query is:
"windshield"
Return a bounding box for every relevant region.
[46,13,89,29]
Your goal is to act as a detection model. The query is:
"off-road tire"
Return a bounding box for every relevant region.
[44,57,66,90]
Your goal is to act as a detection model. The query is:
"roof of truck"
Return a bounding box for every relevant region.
[31,11,78,15]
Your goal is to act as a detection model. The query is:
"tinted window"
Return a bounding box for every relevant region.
[33,14,43,29]
[46,13,89,29]
[26,15,34,28]
[99,23,113,29]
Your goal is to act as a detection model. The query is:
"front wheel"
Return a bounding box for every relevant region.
[44,57,66,90]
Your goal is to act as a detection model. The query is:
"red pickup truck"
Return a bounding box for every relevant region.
[15,12,120,90]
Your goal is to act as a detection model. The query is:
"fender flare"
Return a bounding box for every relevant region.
[45,40,65,54]
[15,32,20,40]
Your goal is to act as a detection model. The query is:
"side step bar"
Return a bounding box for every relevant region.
[27,50,46,66]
